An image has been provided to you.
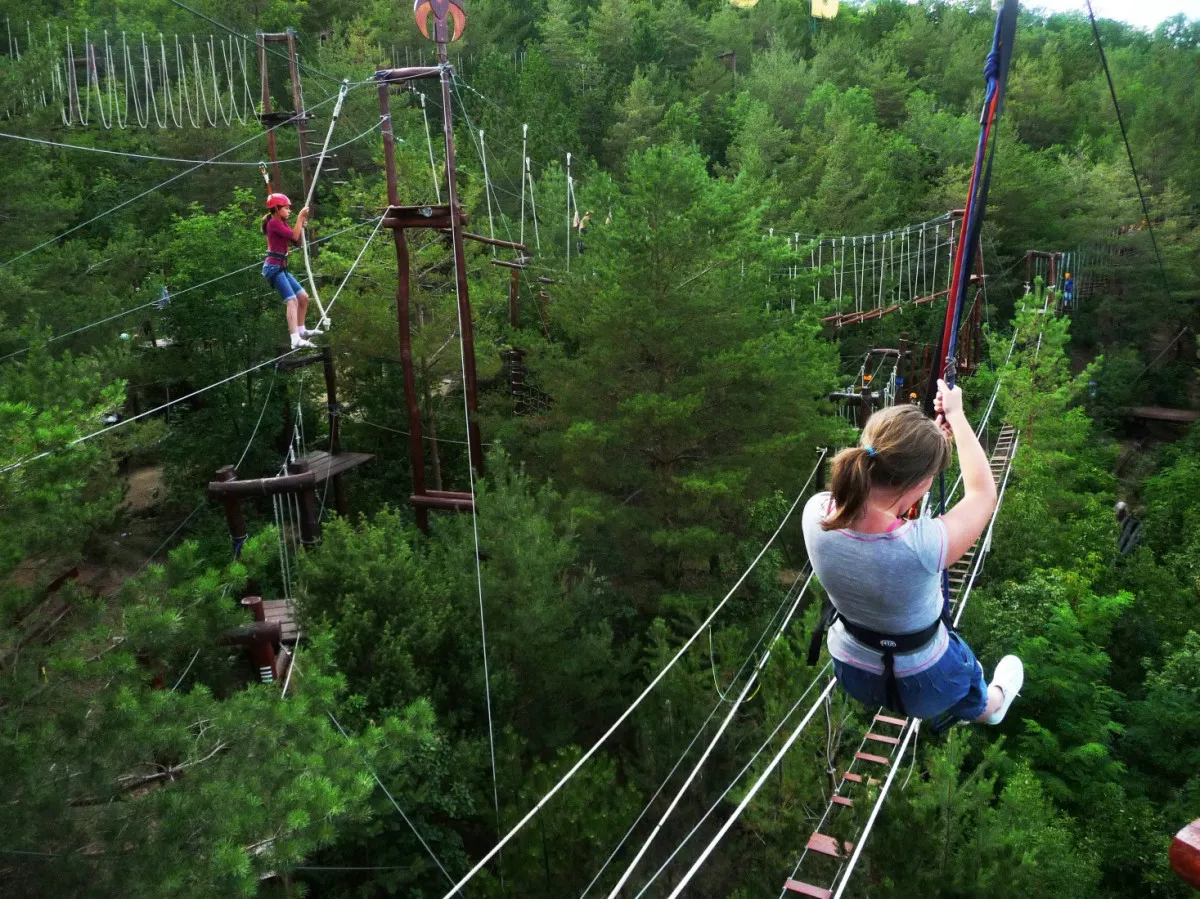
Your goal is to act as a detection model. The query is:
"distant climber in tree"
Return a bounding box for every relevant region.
[575,209,593,255]
[803,380,1024,727]
[1115,501,1142,556]
[1062,271,1074,310]
[262,193,321,349]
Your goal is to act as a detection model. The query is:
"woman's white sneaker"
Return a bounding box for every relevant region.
[984,655,1024,725]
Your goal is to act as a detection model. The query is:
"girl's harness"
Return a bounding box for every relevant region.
[808,602,950,715]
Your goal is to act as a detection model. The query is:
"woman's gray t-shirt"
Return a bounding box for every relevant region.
[802,491,950,675]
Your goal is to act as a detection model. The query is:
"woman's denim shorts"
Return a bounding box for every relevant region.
[833,631,989,723]
[263,264,304,302]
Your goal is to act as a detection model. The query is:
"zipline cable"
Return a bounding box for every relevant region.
[631,668,837,899]
[444,123,504,876]
[1,348,298,475]
[300,79,351,329]
[437,451,828,899]
[0,217,382,363]
[325,710,457,886]
[578,567,813,899]
[1085,0,1174,303]
[313,214,388,322]
[0,118,382,165]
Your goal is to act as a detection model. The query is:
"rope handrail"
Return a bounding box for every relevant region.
[604,571,818,897]
[578,566,815,898]
[0,117,381,166]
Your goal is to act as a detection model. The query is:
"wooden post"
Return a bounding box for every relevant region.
[509,266,520,328]
[287,460,321,547]
[214,466,249,557]
[285,29,313,200]
[860,384,874,427]
[257,33,282,189]
[436,58,485,476]
[238,597,279,682]
[379,79,429,533]
[1047,251,1058,311]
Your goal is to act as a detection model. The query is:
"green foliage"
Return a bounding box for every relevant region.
[513,145,841,597]
[0,343,133,576]
[0,535,380,897]
[873,735,1102,897]
[3,0,1200,896]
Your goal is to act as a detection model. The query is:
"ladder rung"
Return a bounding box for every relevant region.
[784,879,832,898]
[807,833,853,858]
[865,732,901,746]
[841,770,879,785]
[855,751,891,766]
[874,713,907,727]
[832,795,854,807]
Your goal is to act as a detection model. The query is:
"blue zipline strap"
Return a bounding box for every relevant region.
[937,0,1019,616]
[945,0,1019,391]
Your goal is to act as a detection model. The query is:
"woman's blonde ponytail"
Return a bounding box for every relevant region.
[821,447,876,531]
[818,405,951,532]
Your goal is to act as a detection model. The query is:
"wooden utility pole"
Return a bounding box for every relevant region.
[376,0,525,530]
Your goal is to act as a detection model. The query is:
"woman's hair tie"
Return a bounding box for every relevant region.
[864,446,876,457]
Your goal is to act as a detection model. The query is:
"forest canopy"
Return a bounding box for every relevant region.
[1,0,1198,896]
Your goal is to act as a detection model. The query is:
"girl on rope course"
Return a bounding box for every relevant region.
[803,380,1023,727]
[262,192,321,349]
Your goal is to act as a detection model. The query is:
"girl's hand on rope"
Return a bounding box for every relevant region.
[935,378,962,441]
[298,207,311,224]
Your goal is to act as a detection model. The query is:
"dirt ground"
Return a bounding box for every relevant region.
[123,465,165,516]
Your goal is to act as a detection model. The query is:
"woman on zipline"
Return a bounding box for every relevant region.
[803,380,1023,726]
[262,192,320,349]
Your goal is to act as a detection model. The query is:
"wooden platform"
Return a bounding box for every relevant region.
[261,599,301,645]
[296,450,373,482]
[1123,406,1200,424]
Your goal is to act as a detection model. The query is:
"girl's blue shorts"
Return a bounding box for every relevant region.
[263,263,304,302]
[833,631,989,723]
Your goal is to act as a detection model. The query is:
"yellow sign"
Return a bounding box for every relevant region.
[812,0,839,18]
[728,0,761,8]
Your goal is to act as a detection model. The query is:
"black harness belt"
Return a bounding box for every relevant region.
[808,601,946,715]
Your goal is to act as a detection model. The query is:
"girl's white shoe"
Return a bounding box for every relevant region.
[984,655,1024,725]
